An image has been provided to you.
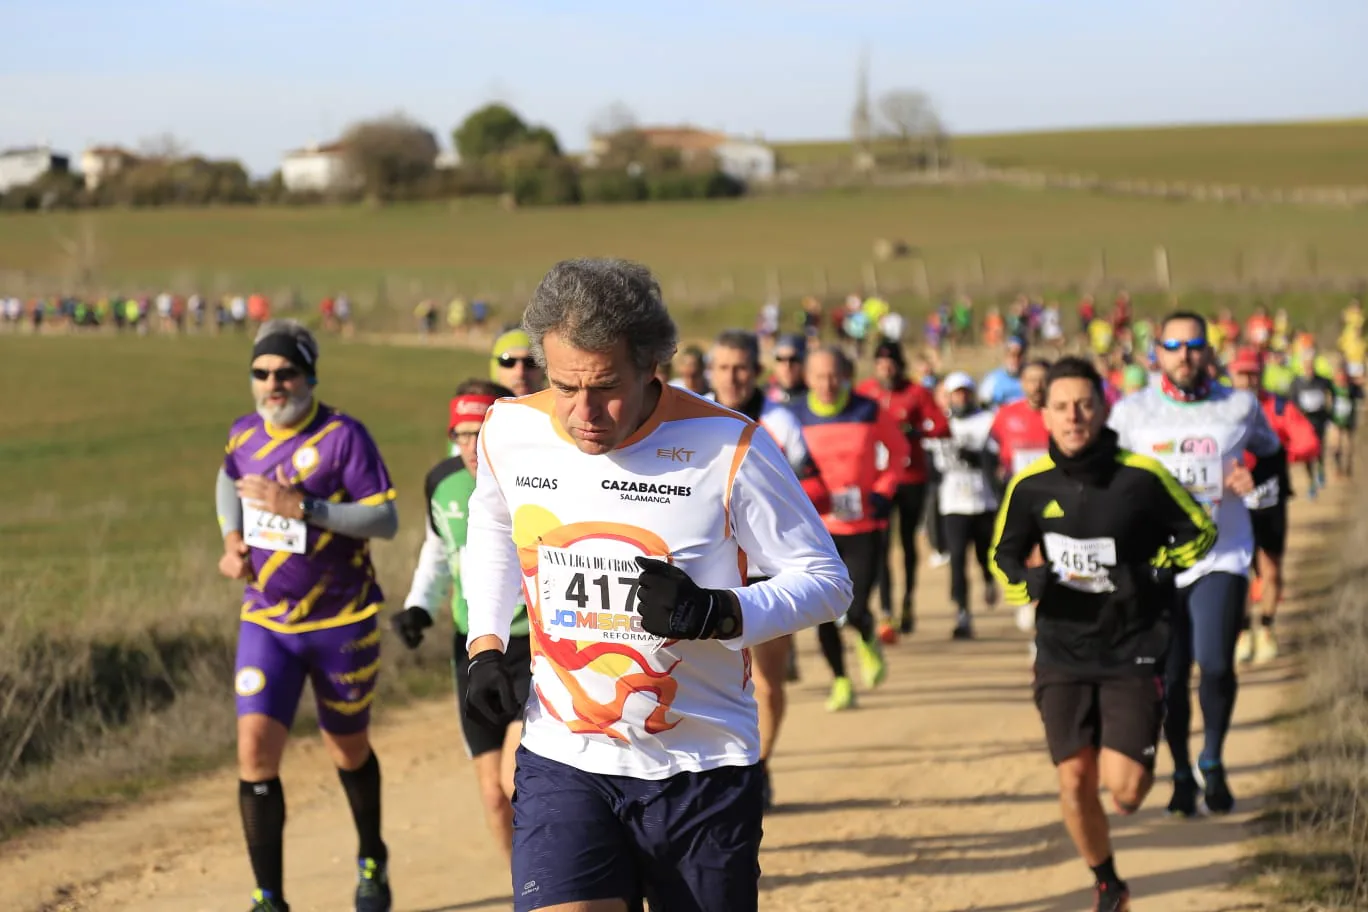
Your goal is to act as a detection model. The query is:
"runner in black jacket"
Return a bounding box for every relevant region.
[989,356,1216,912]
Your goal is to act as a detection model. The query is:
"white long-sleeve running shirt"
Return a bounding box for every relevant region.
[463,384,852,780]
[1108,383,1282,587]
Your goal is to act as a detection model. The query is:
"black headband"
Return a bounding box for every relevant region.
[252,333,318,377]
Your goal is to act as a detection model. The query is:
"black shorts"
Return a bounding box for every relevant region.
[1250,504,1288,558]
[452,631,533,758]
[1033,669,1164,770]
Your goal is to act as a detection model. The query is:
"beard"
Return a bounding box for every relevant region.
[255,385,313,427]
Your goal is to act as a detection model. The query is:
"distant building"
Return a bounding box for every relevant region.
[714,140,776,184]
[0,146,70,193]
[585,126,775,185]
[280,141,357,193]
[81,146,140,190]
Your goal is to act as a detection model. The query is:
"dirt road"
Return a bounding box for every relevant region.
[8,495,1338,912]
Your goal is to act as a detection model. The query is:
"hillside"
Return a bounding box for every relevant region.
[777,119,1368,189]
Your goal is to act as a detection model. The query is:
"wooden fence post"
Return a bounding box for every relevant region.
[1154,246,1171,291]
[912,257,930,299]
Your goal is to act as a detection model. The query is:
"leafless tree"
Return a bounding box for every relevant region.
[137,133,190,163]
[341,112,440,200]
[590,102,639,140]
[879,90,947,172]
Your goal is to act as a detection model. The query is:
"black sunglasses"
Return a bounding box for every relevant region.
[1158,337,1208,353]
[497,354,537,369]
[774,355,803,364]
[251,366,303,382]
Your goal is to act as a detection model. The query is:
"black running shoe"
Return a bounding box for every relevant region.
[951,610,974,640]
[899,606,915,635]
[248,890,289,912]
[1093,881,1130,911]
[355,858,392,912]
[1199,762,1235,814]
[1167,770,1200,817]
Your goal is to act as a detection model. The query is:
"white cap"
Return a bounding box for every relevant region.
[943,370,975,393]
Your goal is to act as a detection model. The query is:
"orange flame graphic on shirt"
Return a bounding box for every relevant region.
[512,514,681,742]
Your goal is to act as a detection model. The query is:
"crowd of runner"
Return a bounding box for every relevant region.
[215,266,1362,912]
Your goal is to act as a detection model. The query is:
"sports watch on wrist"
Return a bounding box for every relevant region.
[299,496,318,523]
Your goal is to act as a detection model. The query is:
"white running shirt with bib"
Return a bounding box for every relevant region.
[463,385,851,780]
[1108,384,1282,587]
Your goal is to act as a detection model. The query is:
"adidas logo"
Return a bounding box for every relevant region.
[1042,500,1065,519]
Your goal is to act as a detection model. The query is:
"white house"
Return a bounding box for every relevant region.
[81,146,140,190]
[280,142,356,193]
[584,126,775,185]
[714,140,776,184]
[0,146,70,193]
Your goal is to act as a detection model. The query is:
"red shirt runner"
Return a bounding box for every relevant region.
[854,377,949,486]
[989,399,1049,477]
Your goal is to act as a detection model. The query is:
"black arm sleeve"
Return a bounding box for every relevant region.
[987,477,1046,606]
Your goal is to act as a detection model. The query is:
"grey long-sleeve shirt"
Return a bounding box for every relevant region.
[216,467,398,540]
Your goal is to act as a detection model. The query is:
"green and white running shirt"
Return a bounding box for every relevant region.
[404,455,529,636]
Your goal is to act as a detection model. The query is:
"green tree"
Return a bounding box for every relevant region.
[454,104,531,161]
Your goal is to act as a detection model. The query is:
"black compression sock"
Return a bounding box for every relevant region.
[239,778,286,899]
[1090,855,1123,888]
[338,750,387,863]
[817,622,846,678]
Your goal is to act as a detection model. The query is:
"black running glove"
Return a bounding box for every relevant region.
[634,557,742,641]
[465,650,519,728]
[1024,565,1053,601]
[390,606,434,649]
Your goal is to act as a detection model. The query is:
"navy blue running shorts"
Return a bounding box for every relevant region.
[510,745,764,912]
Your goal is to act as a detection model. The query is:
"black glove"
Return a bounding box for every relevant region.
[634,557,740,640]
[465,650,519,729]
[390,606,433,649]
[957,447,984,468]
[1024,565,1054,601]
[870,493,893,521]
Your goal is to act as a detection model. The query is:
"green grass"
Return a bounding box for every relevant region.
[0,333,486,837]
[0,333,482,612]
[4,184,1368,332]
[776,119,1368,188]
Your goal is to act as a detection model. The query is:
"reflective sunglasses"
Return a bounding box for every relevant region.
[251,366,303,382]
[1158,337,1207,353]
[497,354,537,369]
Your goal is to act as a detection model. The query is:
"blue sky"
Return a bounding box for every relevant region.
[3,0,1366,177]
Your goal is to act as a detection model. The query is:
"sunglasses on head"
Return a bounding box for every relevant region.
[497,354,537,369]
[251,366,303,382]
[1159,337,1207,353]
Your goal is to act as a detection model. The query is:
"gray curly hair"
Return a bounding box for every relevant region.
[521,258,678,374]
